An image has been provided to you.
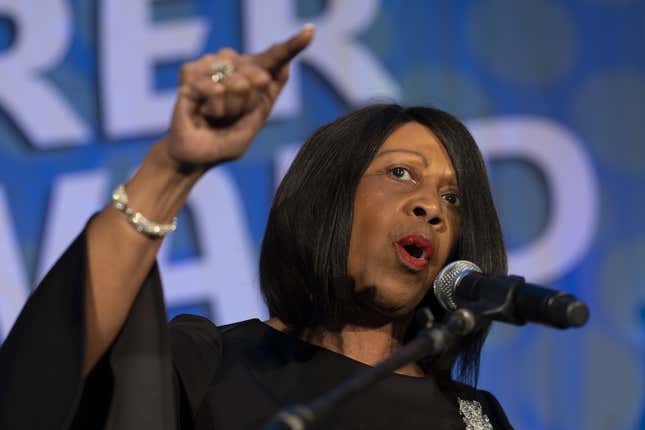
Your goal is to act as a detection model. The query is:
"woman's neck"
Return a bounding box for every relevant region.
[265,317,425,377]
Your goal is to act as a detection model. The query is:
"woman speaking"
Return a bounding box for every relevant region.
[0,26,512,429]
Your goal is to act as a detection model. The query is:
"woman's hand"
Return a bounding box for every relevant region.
[158,25,315,172]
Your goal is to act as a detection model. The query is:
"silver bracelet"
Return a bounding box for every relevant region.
[112,184,177,238]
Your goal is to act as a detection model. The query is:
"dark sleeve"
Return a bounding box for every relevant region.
[0,227,178,430]
[477,389,514,430]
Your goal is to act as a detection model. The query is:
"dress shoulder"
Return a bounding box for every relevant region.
[168,315,259,422]
[169,314,223,354]
[169,314,223,421]
[167,316,260,376]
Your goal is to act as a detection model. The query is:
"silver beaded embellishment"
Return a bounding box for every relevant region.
[458,398,493,430]
[112,184,177,238]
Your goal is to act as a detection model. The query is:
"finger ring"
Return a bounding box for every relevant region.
[210,60,234,83]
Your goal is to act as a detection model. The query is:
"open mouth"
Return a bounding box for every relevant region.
[394,235,433,271]
[402,243,425,259]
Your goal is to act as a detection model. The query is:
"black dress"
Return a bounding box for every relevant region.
[0,228,513,430]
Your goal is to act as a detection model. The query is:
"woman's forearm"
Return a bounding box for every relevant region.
[83,140,203,375]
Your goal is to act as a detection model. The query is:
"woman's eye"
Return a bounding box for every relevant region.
[390,166,413,181]
[442,192,460,206]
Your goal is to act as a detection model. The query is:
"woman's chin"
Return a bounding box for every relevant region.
[350,291,422,324]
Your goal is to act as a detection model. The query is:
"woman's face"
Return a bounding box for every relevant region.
[347,122,461,319]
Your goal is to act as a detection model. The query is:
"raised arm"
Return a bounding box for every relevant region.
[82,26,314,375]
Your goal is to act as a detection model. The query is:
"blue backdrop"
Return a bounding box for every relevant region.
[1,1,643,429]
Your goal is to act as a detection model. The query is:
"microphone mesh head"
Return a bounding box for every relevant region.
[433,260,482,310]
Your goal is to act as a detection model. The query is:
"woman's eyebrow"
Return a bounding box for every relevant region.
[374,149,428,166]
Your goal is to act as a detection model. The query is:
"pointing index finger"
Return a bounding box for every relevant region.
[253,24,315,76]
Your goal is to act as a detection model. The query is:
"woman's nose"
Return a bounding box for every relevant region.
[411,202,442,226]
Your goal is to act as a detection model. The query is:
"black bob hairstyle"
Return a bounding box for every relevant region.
[259,104,507,384]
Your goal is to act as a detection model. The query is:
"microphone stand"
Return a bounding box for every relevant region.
[261,308,479,430]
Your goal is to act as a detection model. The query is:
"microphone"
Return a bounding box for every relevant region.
[433,260,589,329]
